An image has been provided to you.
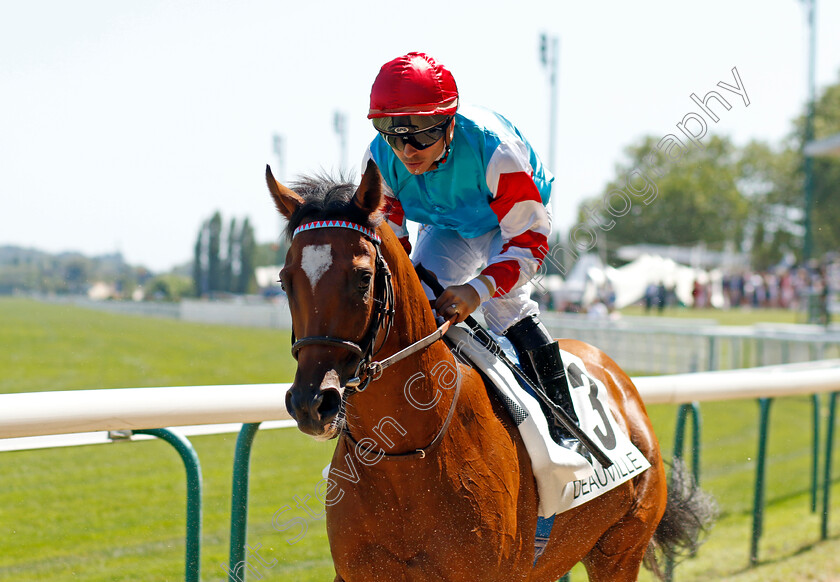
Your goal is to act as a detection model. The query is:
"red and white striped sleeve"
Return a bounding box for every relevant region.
[383,194,411,254]
[466,141,551,302]
[362,148,411,254]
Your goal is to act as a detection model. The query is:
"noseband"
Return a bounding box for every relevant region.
[289,220,395,393]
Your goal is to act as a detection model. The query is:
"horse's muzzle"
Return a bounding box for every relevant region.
[285,369,343,439]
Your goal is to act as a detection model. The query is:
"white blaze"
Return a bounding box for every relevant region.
[301,244,333,290]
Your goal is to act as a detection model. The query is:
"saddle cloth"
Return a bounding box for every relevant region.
[445,325,650,518]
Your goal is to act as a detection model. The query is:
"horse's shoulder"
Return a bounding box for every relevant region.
[450,354,526,441]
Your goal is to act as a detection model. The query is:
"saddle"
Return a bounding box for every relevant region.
[444,324,650,518]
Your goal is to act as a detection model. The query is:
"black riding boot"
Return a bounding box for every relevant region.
[504,315,580,447]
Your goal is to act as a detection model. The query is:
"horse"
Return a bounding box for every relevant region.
[267,161,713,581]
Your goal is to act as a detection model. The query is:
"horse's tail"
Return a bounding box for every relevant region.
[643,457,718,579]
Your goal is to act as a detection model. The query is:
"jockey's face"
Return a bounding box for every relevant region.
[391,120,453,175]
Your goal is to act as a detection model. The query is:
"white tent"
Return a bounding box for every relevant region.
[255,266,282,290]
[545,253,605,307]
[602,254,724,309]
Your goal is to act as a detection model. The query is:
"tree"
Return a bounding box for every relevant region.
[237,218,256,294]
[146,273,193,301]
[572,135,749,262]
[274,217,291,265]
[191,212,273,296]
[63,257,91,294]
[793,76,840,257]
[223,217,237,293]
[736,140,801,270]
[254,242,280,269]
[193,224,206,296]
[207,212,223,294]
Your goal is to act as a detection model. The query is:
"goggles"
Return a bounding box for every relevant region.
[373,115,452,152]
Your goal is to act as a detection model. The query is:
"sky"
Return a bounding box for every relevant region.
[2,1,839,273]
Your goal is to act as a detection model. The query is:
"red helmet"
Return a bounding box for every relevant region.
[368,52,459,119]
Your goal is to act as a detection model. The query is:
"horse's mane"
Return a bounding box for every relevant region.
[284,173,384,241]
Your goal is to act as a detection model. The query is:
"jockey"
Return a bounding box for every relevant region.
[362,52,578,448]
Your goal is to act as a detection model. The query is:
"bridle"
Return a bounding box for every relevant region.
[289,220,395,394]
[288,219,461,459]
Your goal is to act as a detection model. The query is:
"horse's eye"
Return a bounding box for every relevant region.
[359,272,373,292]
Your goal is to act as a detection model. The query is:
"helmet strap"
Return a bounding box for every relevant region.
[431,121,454,170]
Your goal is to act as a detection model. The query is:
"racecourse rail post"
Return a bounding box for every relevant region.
[822,392,838,540]
[749,398,773,566]
[666,402,702,580]
[227,422,262,581]
[707,336,718,371]
[812,393,821,513]
[134,428,203,582]
[673,402,702,481]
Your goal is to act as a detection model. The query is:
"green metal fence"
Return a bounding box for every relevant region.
[5,361,840,580]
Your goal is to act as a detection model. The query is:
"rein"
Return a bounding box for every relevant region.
[347,320,452,389]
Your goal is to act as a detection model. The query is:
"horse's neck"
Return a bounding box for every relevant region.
[345,241,458,454]
[382,236,452,365]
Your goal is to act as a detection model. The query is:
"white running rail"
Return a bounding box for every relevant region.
[0,384,291,441]
[2,360,840,448]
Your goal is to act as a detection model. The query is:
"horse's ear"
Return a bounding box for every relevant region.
[266,165,304,219]
[353,159,383,215]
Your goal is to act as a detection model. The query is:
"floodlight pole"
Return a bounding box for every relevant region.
[539,33,560,175]
[272,134,285,183]
[801,0,817,262]
[272,133,288,249]
[540,34,562,248]
[334,111,348,174]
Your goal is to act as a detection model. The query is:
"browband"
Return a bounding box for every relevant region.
[292,220,381,245]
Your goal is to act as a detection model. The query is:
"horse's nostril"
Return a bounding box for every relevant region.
[318,389,342,422]
[285,389,297,420]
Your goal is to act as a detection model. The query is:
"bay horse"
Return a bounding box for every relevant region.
[267,161,713,581]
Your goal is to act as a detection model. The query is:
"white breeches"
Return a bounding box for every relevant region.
[412,225,540,335]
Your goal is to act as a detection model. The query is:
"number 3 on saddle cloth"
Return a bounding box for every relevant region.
[444,325,651,563]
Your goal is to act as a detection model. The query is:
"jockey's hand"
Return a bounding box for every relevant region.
[435,284,481,324]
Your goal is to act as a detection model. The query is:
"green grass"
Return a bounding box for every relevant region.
[0,427,337,581]
[619,304,801,326]
[2,297,840,581]
[0,298,295,393]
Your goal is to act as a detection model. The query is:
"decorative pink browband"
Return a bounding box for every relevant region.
[292,220,381,244]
